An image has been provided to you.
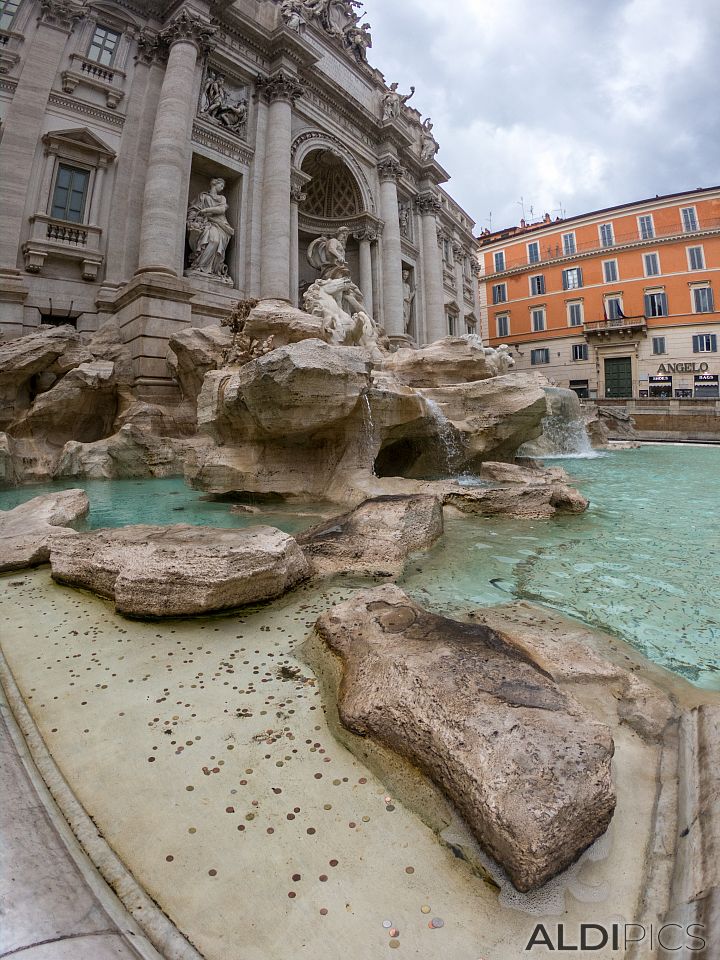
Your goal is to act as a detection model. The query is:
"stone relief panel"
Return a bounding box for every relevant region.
[198,67,248,139]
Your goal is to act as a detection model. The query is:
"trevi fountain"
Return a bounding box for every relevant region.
[0,2,718,960]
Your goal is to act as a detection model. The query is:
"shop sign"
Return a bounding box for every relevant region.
[657,362,709,374]
[695,374,719,382]
[649,375,672,383]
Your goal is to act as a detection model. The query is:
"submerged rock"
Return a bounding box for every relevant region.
[0,489,89,572]
[311,584,616,892]
[49,524,310,618]
[298,494,443,577]
[444,481,588,518]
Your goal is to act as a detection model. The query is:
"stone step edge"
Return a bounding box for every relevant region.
[0,644,205,960]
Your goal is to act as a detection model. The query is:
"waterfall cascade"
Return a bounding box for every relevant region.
[423,397,464,474]
[520,387,598,458]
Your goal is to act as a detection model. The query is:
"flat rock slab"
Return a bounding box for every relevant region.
[297,494,443,577]
[0,489,88,572]
[313,584,616,891]
[49,524,309,618]
[444,482,588,518]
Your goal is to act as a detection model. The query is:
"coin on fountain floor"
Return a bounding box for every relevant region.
[389,928,399,937]
[421,905,431,914]
[382,921,392,929]
[389,941,400,950]
[431,918,444,929]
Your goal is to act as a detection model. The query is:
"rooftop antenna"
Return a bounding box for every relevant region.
[528,205,535,221]
[485,211,493,231]
[516,197,526,221]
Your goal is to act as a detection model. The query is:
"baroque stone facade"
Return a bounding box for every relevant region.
[0,0,479,395]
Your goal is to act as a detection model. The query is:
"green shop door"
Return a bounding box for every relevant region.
[604,357,633,398]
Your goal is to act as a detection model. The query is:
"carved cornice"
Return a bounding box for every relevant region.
[257,70,304,104]
[38,0,84,31]
[191,118,254,167]
[161,9,217,55]
[377,156,404,183]
[47,91,126,128]
[415,191,441,216]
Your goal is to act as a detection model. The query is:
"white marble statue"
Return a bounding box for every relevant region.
[280,0,304,31]
[402,268,415,334]
[420,118,439,162]
[306,227,351,279]
[186,178,235,284]
[382,82,415,121]
[398,202,411,238]
[343,19,371,62]
[303,275,383,353]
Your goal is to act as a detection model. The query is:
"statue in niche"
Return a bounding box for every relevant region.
[306,226,351,279]
[186,178,235,284]
[200,70,248,135]
[420,118,439,162]
[280,0,304,31]
[343,18,372,62]
[398,202,411,239]
[402,268,415,334]
[382,82,415,122]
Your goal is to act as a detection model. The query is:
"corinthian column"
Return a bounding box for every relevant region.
[353,226,377,318]
[377,157,405,337]
[0,0,84,281]
[417,191,445,343]
[136,10,216,277]
[453,241,466,327]
[289,178,307,307]
[258,71,304,300]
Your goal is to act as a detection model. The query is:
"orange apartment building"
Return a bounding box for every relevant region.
[477,186,720,401]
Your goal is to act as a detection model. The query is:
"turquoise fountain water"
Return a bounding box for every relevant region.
[1,444,718,688]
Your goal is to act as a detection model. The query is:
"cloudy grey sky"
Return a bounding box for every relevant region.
[362,0,720,233]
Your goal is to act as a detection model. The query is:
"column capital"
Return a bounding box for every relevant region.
[353,225,381,243]
[469,255,481,276]
[135,29,165,65]
[257,70,304,105]
[161,9,217,56]
[37,0,84,32]
[415,191,441,216]
[290,183,307,204]
[377,156,405,183]
[452,240,465,258]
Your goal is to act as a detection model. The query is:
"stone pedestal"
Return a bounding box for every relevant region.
[378,157,405,337]
[417,191,446,344]
[259,72,304,301]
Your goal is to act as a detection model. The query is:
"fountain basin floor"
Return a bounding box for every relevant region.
[0,569,682,960]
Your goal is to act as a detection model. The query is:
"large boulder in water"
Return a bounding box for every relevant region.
[0,489,88,571]
[308,584,616,892]
[49,523,310,617]
[381,336,510,387]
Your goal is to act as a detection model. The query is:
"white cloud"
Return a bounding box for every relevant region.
[361,0,720,230]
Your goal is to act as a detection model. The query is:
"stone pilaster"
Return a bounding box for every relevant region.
[290,177,308,307]
[377,157,405,337]
[258,71,304,300]
[135,10,216,277]
[453,241,466,321]
[0,2,83,284]
[416,191,445,344]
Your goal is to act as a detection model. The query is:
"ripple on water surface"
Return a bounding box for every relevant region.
[401,444,720,690]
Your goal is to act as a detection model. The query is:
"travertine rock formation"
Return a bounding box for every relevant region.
[443,482,588,518]
[0,489,88,572]
[298,494,443,577]
[167,324,232,403]
[380,335,509,387]
[478,460,571,485]
[49,524,310,618]
[54,426,211,480]
[311,584,616,892]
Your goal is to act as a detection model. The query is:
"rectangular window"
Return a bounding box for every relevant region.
[638,215,655,240]
[447,313,457,337]
[643,252,661,277]
[88,24,121,66]
[527,240,540,264]
[567,302,583,327]
[606,296,624,320]
[652,336,667,355]
[688,246,705,270]
[645,292,668,317]
[493,251,505,272]
[602,259,618,283]
[599,223,615,247]
[562,267,583,290]
[562,232,576,255]
[492,283,507,305]
[531,308,546,332]
[693,287,715,313]
[0,0,21,31]
[681,206,699,232]
[692,334,718,353]
[530,348,550,365]
[529,274,545,296]
[572,343,588,361]
[50,164,91,223]
[496,314,509,338]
